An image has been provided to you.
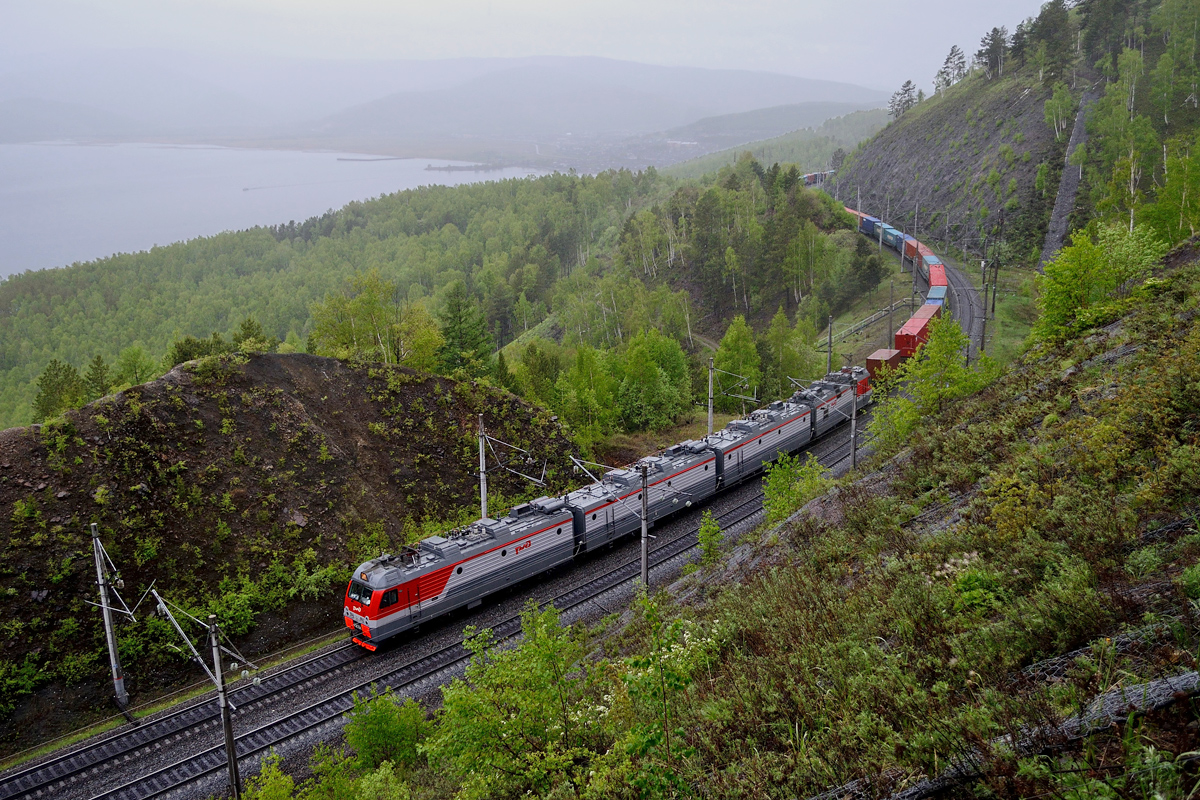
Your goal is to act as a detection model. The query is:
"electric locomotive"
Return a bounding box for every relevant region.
[344,366,873,650]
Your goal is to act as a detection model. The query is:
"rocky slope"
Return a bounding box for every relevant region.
[836,70,1074,266]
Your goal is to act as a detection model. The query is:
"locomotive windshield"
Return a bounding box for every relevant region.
[347,580,372,604]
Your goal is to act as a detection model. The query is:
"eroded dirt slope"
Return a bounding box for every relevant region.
[0,353,576,751]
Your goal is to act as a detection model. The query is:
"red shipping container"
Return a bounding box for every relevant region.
[916,242,936,258]
[912,304,942,320]
[895,315,934,357]
[866,348,903,379]
[928,264,948,287]
[904,238,920,259]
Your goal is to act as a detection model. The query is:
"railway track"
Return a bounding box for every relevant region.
[1,416,866,800]
[91,493,770,800]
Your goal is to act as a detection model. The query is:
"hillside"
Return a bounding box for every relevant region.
[248,234,1200,800]
[0,353,577,751]
[836,73,1067,268]
[666,108,887,179]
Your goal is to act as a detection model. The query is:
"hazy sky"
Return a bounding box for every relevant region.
[5,0,1043,91]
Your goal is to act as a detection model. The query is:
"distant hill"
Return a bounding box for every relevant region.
[0,51,887,170]
[312,60,886,141]
[663,101,881,145]
[665,108,889,179]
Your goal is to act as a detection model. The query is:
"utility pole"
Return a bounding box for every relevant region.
[909,225,917,296]
[992,259,1000,318]
[640,463,649,588]
[980,301,988,357]
[889,279,895,347]
[153,589,253,800]
[826,315,833,374]
[92,523,128,710]
[707,357,714,436]
[994,210,1005,319]
[478,414,488,520]
[850,387,858,470]
[210,615,242,800]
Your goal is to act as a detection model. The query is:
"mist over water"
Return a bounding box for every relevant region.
[0,142,541,279]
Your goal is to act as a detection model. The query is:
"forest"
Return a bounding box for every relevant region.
[8,156,886,453]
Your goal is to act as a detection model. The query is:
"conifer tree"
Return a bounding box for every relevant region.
[438,280,493,375]
[33,359,85,422]
[84,354,112,401]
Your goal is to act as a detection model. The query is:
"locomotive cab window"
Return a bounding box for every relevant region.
[348,581,372,604]
[380,589,398,609]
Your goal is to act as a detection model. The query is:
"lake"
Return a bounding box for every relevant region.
[0,142,542,279]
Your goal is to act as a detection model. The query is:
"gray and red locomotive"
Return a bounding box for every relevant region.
[343,367,870,650]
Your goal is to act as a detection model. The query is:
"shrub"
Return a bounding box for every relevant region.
[698,510,723,565]
[763,452,829,524]
[1179,563,1200,599]
[345,687,426,770]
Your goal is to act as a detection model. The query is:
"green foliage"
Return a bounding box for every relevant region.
[714,315,761,413]
[243,753,296,800]
[232,316,281,353]
[763,451,830,524]
[114,345,157,387]
[163,331,232,370]
[870,315,999,455]
[1043,82,1074,140]
[83,354,113,400]
[438,280,493,376]
[616,329,691,432]
[698,510,724,565]
[1035,224,1168,338]
[424,602,603,799]
[1179,563,1200,599]
[554,344,617,450]
[352,762,411,800]
[309,271,442,370]
[32,359,85,422]
[0,657,42,716]
[760,307,820,403]
[345,688,426,771]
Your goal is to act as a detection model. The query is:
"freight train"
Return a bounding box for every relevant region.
[343,366,871,650]
[844,207,953,370]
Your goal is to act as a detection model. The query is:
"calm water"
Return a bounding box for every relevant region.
[0,142,541,278]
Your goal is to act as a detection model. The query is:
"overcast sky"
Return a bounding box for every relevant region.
[4,0,1044,92]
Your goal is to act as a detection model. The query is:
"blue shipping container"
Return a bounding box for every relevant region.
[880,225,901,249]
[862,216,880,236]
